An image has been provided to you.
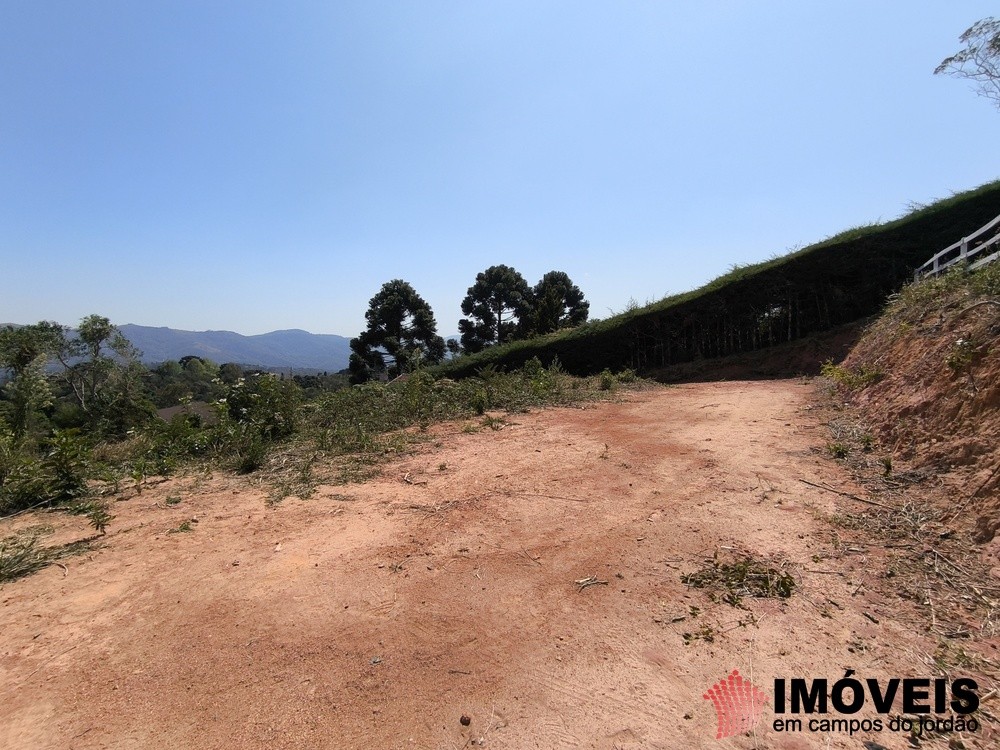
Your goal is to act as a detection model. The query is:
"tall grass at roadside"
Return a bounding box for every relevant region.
[1,358,645,517]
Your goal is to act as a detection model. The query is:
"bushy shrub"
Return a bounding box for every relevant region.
[521,356,555,398]
[45,429,91,500]
[470,387,488,415]
[616,368,638,383]
[0,430,49,513]
[229,423,267,474]
[946,337,977,373]
[401,369,437,426]
[0,427,91,514]
[221,374,301,440]
[522,356,545,381]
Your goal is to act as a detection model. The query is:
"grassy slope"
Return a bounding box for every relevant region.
[437,179,1000,378]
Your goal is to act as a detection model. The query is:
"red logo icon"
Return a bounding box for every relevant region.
[704,669,770,739]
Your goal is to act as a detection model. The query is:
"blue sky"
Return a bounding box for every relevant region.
[2,1,997,338]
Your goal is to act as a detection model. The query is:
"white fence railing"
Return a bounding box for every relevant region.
[915,211,1000,279]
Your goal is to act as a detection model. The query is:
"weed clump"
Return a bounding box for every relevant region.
[827,441,850,459]
[821,360,885,390]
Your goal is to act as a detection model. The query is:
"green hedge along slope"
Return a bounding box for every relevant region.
[437,180,1000,378]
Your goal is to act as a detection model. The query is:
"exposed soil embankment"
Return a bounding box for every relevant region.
[839,268,1000,547]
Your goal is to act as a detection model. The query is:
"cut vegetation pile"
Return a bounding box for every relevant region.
[0,526,95,583]
[681,549,796,607]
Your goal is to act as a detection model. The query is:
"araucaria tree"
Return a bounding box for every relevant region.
[349,280,446,383]
[458,265,533,353]
[530,271,590,335]
[935,17,1000,109]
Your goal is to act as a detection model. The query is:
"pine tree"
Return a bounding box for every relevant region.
[349,280,446,383]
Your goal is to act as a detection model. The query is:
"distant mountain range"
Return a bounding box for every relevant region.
[3,323,462,373]
[119,324,352,372]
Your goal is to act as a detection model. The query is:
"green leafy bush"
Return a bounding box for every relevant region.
[221,374,300,440]
[0,431,49,513]
[45,429,91,500]
[616,368,638,383]
[0,427,91,514]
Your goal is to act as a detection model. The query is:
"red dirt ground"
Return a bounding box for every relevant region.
[0,380,990,749]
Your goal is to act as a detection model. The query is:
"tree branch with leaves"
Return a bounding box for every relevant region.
[935,17,1000,109]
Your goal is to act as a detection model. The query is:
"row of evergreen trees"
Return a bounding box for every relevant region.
[348,265,589,383]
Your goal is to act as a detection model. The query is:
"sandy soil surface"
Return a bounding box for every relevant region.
[0,380,987,749]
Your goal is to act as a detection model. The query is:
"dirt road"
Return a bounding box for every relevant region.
[0,380,976,749]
